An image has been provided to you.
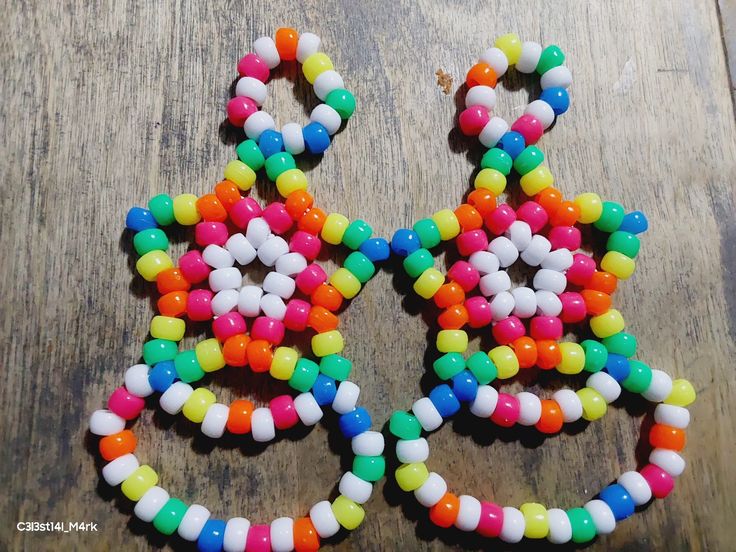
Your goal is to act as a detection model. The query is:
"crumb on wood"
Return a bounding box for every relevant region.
[435,69,453,95]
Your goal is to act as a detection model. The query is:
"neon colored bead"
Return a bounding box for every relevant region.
[222,334,249,367]
[430,493,460,528]
[640,464,674,498]
[287,358,319,392]
[121,465,158,501]
[497,131,525,158]
[307,305,339,333]
[251,317,285,345]
[513,146,544,175]
[302,122,331,154]
[550,200,580,226]
[511,336,538,368]
[133,228,169,255]
[436,329,468,353]
[477,502,504,537]
[536,187,563,217]
[150,315,185,341]
[403,249,434,278]
[285,189,313,220]
[452,370,478,402]
[318,355,351,382]
[312,330,344,357]
[321,213,349,245]
[182,387,216,423]
[485,204,516,235]
[275,168,308,198]
[599,484,635,521]
[536,44,565,74]
[466,62,497,88]
[665,379,696,407]
[434,282,465,309]
[467,189,498,217]
[227,399,254,434]
[143,339,177,365]
[530,316,563,340]
[293,517,320,552]
[186,288,213,321]
[548,225,581,251]
[311,284,343,312]
[237,52,269,82]
[649,424,686,451]
[594,201,625,233]
[590,309,625,338]
[414,268,444,299]
[352,455,386,482]
[148,194,175,226]
[464,351,495,384]
[174,350,205,383]
[557,342,585,374]
[302,52,333,84]
[108,387,145,420]
[136,250,174,282]
[270,395,299,429]
[329,268,361,299]
[339,219,372,250]
[520,165,554,196]
[409,219,440,249]
[171,194,200,226]
[246,525,270,552]
[454,204,483,230]
[492,316,525,345]
[577,387,607,421]
[429,384,461,417]
[536,340,562,370]
[607,231,640,259]
[581,289,612,316]
[540,87,570,115]
[494,33,522,64]
[459,105,490,135]
[99,430,137,461]
[580,339,608,372]
[211,312,247,343]
[275,27,298,60]
[474,168,507,196]
[389,411,422,440]
[326,88,356,119]
[431,209,461,240]
[195,338,225,372]
[569,254,597,285]
[621,359,652,393]
[438,305,469,330]
[521,503,549,539]
[511,114,543,145]
[235,139,266,171]
[126,207,157,232]
[283,299,311,332]
[588,270,618,295]
[359,237,390,262]
[148,361,176,392]
[481,148,513,175]
[601,251,636,280]
[516,201,548,233]
[574,193,603,224]
[153,498,188,535]
[465,296,490,328]
[390,228,421,257]
[332,495,365,530]
[396,462,429,491]
[339,407,372,438]
[489,346,518,379]
[567,508,596,543]
[619,211,648,234]
[447,261,480,292]
[344,252,375,283]
[196,194,228,223]
[536,399,564,434]
[222,160,256,191]
[490,392,520,426]
[198,519,226,552]
[270,347,298,380]
[264,152,296,181]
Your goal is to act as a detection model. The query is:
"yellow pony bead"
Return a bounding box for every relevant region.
[121,465,158,501]
[150,315,185,341]
[436,330,468,353]
[574,193,603,224]
[223,160,256,191]
[556,342,585,374]
[664,379,696,407]
[431,209,461,240]
[489,345,519,379]
[577,387,607,421]
[136,250,174,282]
[270,347,299,380]
[413,268,444,299]
[321,213,350,245]
[275,168,308,197]
[331,495,365,530]
[520,166,554,196]
[312,330,344,357]
[395,462,430,491]
[494,33,523,65]
[173,194,201,226]
[474,168,507,196]
[601,251,636,280]
[590,309,625,338]
[195,338,225,372]
[520,502,549,539]
[330,268,361,299]
[302,52,334,84]
[182,387,216,423]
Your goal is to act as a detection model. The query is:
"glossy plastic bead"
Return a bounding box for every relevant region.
[108,387,145,420]
[459,105,490,136]
[309,501,340,539]
[521,503,548,539]
[414,268,444,299]
[136,250,174,282]
[641,464,674,498]
[102,453,139,485]
[594,201,626,232]
[619,211,649,234]
[430,493,461,528]
[311,330,344,357]
[499,506,525,543]
[567,508,595,543]
[396,462,430,491]
[415,472,448,508]
[143,339,178,365]
[121,465,158,501]
[601,251,636,280]
[494,33,522,64]
[99,429,137,461]
[455,495,482,532]
[302,122,330,154]
[332,495,365,530]
[517,41,542,73]
[490,392,521,428]
[520,165,554,196]
[148,194,175,226]
[599,484,635,521]
[90,410,126,436]
[511,114,543,145]
[246,524,271,551]
[412,397,443,432]
[134,486,170,522]
[590,309,625,338]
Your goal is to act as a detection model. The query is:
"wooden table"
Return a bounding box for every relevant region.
[2,1,735,550]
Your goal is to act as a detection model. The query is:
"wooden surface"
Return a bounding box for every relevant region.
[2,1,735,550]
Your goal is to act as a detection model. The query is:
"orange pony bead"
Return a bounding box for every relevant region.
[311,284,343,312]
[467,189,497,217]
[227,399,254,434]
[438,304,469,330]
[156,267,191,294]
[429,492,460,527]
[536,400,564,434]
[308,306,339,333]
[293,517,320,552]
[223,334,251,367]
[196,193,228,222]
[587,271,618,295]
[649,424,686,451]
[511,336,538,369]
[454,204,483,231]
[433,282,465,309]
[581,289,612,316]
[275,27,299,61]
[246,339,273,373]
[536,187,563,217]
[536,339,562,370]
[298,207,327,235]
[214,180,242,211]
[466,63,497,88]
[99,429,137,461]
[157,291,188,318]
[550,200,580,226]
[285,190,314,220]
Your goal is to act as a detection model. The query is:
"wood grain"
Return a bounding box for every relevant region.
[1,1,735,550]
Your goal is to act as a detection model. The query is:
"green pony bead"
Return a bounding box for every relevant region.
[325,88,356,119]
[607,231,640,258]
[148,194,175,226]
[594,201,625,233]
[152,497,188,535]
[344,252,375,283]
[264,152,296,181]
[480,148,513,176]
[622,359,653,394]
[403,248,434,278]
[319,354,352,381]
[174,350,205,383]
[235,139,265,171]
[342,219,373,250]
[536,45,566,74]
[352,455,386,482]
[413,218,442,249]
[567,508,596,543]
[389,411,422,440]
[433,353,466,380]
[133,228,169,255]
[602,332,637,358]
[143,339,178,365]
[289,358,320,392]
[466,351,497,384]
[513,146,544,175]
[580,339,608,372]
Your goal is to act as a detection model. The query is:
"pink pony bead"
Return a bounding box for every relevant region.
[295,263,328,294]
[548,225,581,251]
[108,387,145,420]
[227,96,258,127]
[289,230,322,260]
[640,464,674,499]
[476,501,504,537]
[212,312,247,342]
[230,198,263,229]
[492,315,526,345]
[459,105,491,136]
[566,253,596,285]
[484,204,516,235]
[465,296,492,328]
[186,289,214,321]
[179,250,211,284]
[456,229,489,256]
[283,299,311,331]
[195,221,229,247]
[530,315,563,340]
[490,393,520,427]
[250,316,285,345]
[270,395,299,430]
[559,291,586,323]
[447,261,480,292]
[511,114,544,145]
[245,524,271,552]
[262,203,293,234]
[237,52,270,82]
[516,201,548,233]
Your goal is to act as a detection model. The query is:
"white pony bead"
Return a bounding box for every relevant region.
[251,407,276,442]
[455,495,482,531]
[125,364,154,398]
[516,41,543,73]
[642,370,674,403]
[618,471,652,506]
[465,85,497,111]
[396,438,429,463]
[505,221,532,251]
[499,506,525,543]
[414,472,447,507]
[511,287,537,318]
[260,293,287,320]
[203,245,234,269]
[516,392,542,425]
[351,431,384,456]
[243,111,275,140]
[533,268,567,294]
[490,291,515,321]
[525,100,556,129]
[223,518,251,552]
[134,486,170,522]
[296,33,321,63]
[479,271,511,296]
[245,218,271,249]
[338,472,373,504]
[270,517,294,552]
[201,403,229,439]
[160,382,194,415]
[313,70,345,101]
[535,290,563,316]
[310,104,342,135]
[263,272,296,299]
[90,409,126,436]
[584,500,615,535]
[275,252,308,277]
[541,248,574,272]
[178,504,211,541]
[470,385,499,417]
[235,77,268,106]
[209,267,242,292]
[253,36,280,68]
[552,388,583,423]
[332,381,360,414]
[654,403,690,429]
[226,233,257,265]
[282,122,305,155]
[649,449,686,477]
[468,251,500,275]
[520,234,551,266]
[479,116,509,148]
[546,507,573,543]
[586,372,622,403]
[294,393,323,426]
[238,285,263,317]
[480,47,509,77]
[488,236,519,267]
[257,236,289,267]
[412,397,443,431]
[212,289,239,316]
[541,65,573,89]
[309,501,340,538]
[102,453,139,486]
